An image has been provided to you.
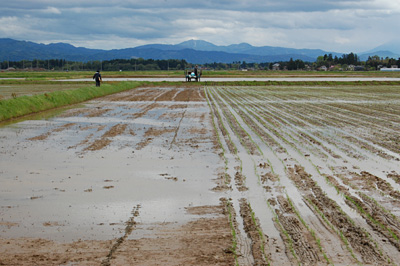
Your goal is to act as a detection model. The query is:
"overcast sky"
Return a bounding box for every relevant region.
[1,0,399,53]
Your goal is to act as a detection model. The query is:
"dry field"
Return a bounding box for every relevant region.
[1,84,400,265]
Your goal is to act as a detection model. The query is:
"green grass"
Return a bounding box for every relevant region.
[0,81,147,122]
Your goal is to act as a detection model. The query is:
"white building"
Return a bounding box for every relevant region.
[380,67,400,72]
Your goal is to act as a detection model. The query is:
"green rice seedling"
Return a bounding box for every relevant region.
[207,88,238,155]
[225,199,239,265]
[204,87,229,175]
[266,200,299,265]
[361,193,400,223]
[216,87,264,155]
[345,195,399,242]
[286,195,332,265]
[248,202,270,266]
[305,198,361,265]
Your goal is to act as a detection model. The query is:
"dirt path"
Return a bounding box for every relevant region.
[1,85,400,265]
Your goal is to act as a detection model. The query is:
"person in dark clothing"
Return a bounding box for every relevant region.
[93,70,102,87]
[194,65,198,77]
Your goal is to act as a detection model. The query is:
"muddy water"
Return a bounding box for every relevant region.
[0,91,222,243]
[3,85,400,265]
[207,85,400,265]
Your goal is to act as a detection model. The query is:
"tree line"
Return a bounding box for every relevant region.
[315,53,400,70]
[0,58,188,71]
[1,53,400,71]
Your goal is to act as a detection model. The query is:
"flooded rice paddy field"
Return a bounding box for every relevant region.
[1,85,400,265]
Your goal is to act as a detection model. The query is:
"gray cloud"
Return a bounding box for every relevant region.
[0,0,398,53]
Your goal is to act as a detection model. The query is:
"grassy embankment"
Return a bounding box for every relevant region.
[0,81,147,122]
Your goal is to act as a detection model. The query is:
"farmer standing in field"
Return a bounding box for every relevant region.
[93,70,102,87]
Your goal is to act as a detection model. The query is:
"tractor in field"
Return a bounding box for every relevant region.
[185,66,202,82]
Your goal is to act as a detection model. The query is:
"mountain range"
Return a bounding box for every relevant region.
[0,38,399,64]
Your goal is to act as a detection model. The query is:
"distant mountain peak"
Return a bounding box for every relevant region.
[228,42,252,48]
[177,40,217,50]
[362,39,400,55]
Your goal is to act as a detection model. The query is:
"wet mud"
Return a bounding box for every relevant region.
[206,85,400,265]
[2,84,400,265]
[0,86,234,265]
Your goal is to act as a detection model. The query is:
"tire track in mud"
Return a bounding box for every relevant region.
[239,198,270,266]
[273,196,324,265]
[325,171,400,252]
[169,110,186,150]
[289,165,391,265]
[101,204,140,266]
[166,88,199,150]
[225,199,254,265]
